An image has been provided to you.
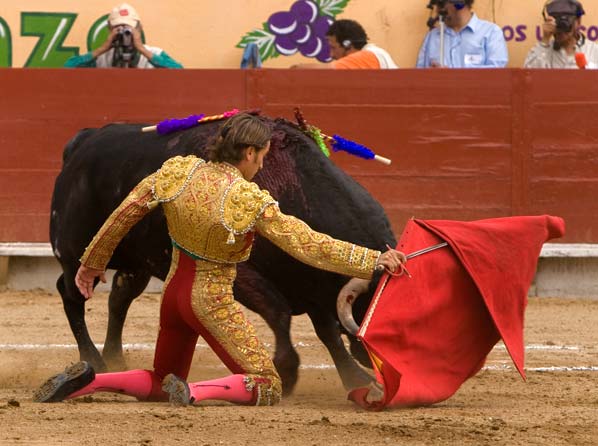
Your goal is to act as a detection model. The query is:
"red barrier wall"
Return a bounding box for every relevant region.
[1,68,597,243]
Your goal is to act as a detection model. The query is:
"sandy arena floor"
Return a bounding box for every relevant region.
[0,290,597,445]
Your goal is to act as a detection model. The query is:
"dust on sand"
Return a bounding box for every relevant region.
[0,291,597,445]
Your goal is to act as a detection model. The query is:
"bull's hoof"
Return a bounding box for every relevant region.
[162,373,192,406]
[274,351,300,396]
[341,369,376,392]
[33,361,95,403]
[103,353,128,372]
[81,349,108,373]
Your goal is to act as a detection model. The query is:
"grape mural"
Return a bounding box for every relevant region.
[236,0,351,63]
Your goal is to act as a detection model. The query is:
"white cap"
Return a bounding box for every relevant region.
[108,3,140,28]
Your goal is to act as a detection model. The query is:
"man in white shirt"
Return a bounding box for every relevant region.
[524,0,598,69]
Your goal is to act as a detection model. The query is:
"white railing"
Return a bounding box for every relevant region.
[1,242,598,258]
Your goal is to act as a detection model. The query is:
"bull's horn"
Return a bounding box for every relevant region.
[337,292,360,335]
[336,278,370,335]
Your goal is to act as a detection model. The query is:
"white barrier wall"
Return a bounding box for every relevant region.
[2,244,597,298]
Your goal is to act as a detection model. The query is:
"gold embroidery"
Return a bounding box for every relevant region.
[80,175,155,270]
[254,205,380,280]
[159,160,274,263]
[221,179,277,243]
[243,375,282,406]
[150,156,205,205]
[188,259,282,405]
[82,157,278,269]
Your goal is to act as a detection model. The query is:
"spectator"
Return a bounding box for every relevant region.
[65,3,182,69]
[416,0,508,68]
[292,19,398,69]
[524,0,597,69]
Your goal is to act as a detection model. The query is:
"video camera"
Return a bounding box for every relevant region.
[426,0,467,28]
[112,26,136,67]
[426,0,466,11]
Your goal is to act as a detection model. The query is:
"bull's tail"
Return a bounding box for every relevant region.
[62,128,96,164]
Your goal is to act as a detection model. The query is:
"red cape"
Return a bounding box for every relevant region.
[350,215,565,410]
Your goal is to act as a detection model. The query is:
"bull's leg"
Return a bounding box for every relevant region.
[234,266,299,396]
[102,269,152,371]
[349,336,373,368]
[306,309,374,391]
[266,306,298,396]
[57,271,107,372]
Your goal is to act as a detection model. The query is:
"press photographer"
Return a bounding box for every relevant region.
[112,25,136,68]
[524,0,598,68]
[65,3,182,69]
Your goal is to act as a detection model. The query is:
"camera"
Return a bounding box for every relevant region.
[114,26,134,50]
[544,0,584,33]
[551,14,576,32]
[112,26,136,67]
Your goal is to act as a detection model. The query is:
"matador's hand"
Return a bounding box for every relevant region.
[75,264,107,300]
[375,247,407,274]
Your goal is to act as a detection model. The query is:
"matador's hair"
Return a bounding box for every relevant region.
[206,113,272,164]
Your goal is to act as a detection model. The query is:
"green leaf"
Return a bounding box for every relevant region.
[314,0,351,18]
[236,23,277,62]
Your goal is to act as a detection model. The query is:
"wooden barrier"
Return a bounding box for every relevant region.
[1,68,597,243]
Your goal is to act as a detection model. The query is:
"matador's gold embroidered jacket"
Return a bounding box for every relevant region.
[81,156,381,278]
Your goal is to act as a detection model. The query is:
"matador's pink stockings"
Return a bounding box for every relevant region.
[67,370,253,405]
[187,374,252,404]
[68,369,166,401]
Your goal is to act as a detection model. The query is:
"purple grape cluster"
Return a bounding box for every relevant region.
[267,0,333,62]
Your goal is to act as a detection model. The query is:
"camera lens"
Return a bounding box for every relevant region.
[554,14,574,32]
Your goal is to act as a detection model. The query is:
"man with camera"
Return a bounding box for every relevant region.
[416,0,508,68]
[65,3,182,69]
[524,0,597,69]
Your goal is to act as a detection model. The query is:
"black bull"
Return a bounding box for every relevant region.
[50,116,396,395]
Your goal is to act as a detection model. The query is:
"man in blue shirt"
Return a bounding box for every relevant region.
[417,0,508,68]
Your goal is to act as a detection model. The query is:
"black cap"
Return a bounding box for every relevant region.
[546,0,585,17]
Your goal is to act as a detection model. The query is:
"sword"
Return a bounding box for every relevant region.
[406,242,448,260]
[375,242,448,272]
